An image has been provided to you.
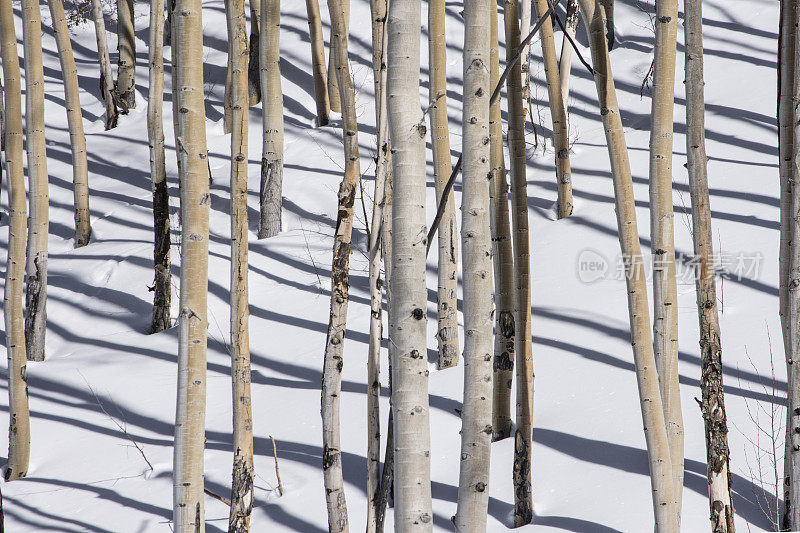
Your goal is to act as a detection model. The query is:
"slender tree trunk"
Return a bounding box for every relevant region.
[49,0,91,247]
[503,1,534,525]
[387,0,433,529]
[429,0,459,369]
[90,0,118,129]
[306,0,330,126]
[258,0,284,239]
[519,0,531,125]
[532,0,573,218]
[576,1,677,530]
[559,0,579,117]
[327,0,349,114]
[1,0,30,481]
[22,0,49,363]
[248,0,261,105]
[602,0,614,49]
[172,0,211,528]
[116,0,136,110]
[789,1,800,529]
[684,1,734,530]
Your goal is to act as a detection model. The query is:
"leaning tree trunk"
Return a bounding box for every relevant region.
[648,0,684,522]
[326,0,349,114]
[503,1,534,526]
[172,0,211,529]
[320,0,361,530]
[684,1,734,530]
[559,0,579,118]
[489,0,515,443]
[258,0,284,239]
[48,0,91,247]
[90,0,118,129]
[454,0,493,529]
[428,0,459,369]
[248,0,261,105]
[387,0,434,529]
[116,0,136,111]
[576,1,677,530]
[306,0,330,126]
[22,0,49,363]
[1,0,30,481]
[532,0,573,218]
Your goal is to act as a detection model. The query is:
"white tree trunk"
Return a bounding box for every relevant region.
[306,0,330,126]
[116,0,136,110]
[789,1,800,529]
[90,0,118,129]
[558,0,579,116]
[326,0,349,113]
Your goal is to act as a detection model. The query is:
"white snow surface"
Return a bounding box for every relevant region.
[0,0,783,531]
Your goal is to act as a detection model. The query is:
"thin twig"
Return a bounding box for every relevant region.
[271,436,284,496]
[548,0,594,75]
[204,488,231,506]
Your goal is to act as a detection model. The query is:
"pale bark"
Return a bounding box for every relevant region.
[248,0,261,105]
[789,1,800,529]
[22,0,49,363]
[387,0,433,530]
[559,0,579,116]
[429,0,459,369]
[116,0,136,110]
[327,0,349,113]
[172,0,210,529]
[306,0,330,126]
[519,0,531,123]
[1,0,30,481]
[90,0,118,129]
[684,1,734,530]
[258,0,284,239]
[576,1,677,530]
[49,0,91,247]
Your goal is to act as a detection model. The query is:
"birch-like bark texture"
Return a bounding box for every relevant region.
[1,0,30,481]
[148,0,171,334]
[454,0,493,528]
[429,0,459,369]
[327,0,349,113]
[248,0,261,105]
[90,0,118,129]
[258,0,284,239]
[648,0,683,521]
[789,2,800,528]
[684,1,734,530]
[503,1,534,525]
[305,0,330,126]
[387,0,434,529]
[320,0,361,529]
[559,0,579,116]
[227,0,254,529]
[48,0,91,247]
[519,0,531,123]
[576,1,677,530]
[116,0,136,110]
[22,0,49,363]
[172,0,211,528]
[532,0,573,218]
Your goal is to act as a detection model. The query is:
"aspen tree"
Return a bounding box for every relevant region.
[90,0,118,129]
[305,0,330,126]
[22,0,49,363]
[172,0,211,528]
[327,0,349,114]
[320,0,361,528]
[532,0,573,218]
[116,0,136,110]
[519,0,531,123]
[490,0,515,442]
[454,0,493,529]
[387,0,434,529]
[648,0,683,520]
[576,1,677,530]
[429,0,459,369]
[225,0,255,530]
[503,1,534,525]
[148,0,171,333]
[684,0,734,529]
[258,0,284,239]
[248,0,261,105]
[1,0,30,481]
[559,0,579,116]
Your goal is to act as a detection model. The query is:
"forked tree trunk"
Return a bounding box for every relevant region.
[454,0,493,528]
[503,1,534,525]
[684,1,734,530]
[490,0,515,443]
[320,0,361,529]
[532,0,573,218]
[258,0,284,239]
[327,0,349,114]
[172,0,211,529]
[248,0,261,105]
[48,0,91,247]
[648,0,683,522]
[576,1,677,530]
[387,0,434,529]
[90,0,118,129]
[1,0,30,481]
[429,0,459,369]
[116,0,136,110]
[306,0,330,126]
[559,0,579,116]
[22,0,49,363]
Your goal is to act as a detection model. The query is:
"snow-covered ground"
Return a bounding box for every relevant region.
[0,0,783,530]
